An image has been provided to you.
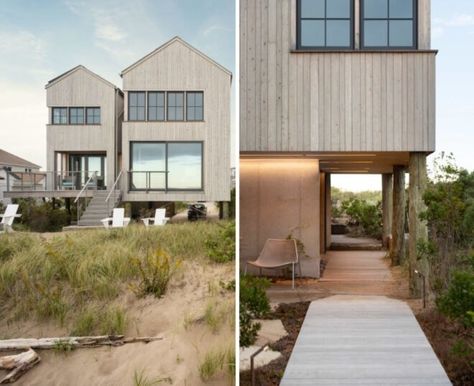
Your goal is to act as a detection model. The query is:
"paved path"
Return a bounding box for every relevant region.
[281,295,451,385]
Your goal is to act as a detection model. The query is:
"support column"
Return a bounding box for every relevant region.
[408,153,428,297]
[390,166,406,266]
[382,174,393,249]
[319,173,326,254]
[325,173,332,250]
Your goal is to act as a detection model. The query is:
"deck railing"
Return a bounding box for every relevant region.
[6,171,104,192]
[127,171,169,192]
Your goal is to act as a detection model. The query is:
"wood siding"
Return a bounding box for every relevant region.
[121,39,231,202]
[46,68,122,187]
[240,0,436,153]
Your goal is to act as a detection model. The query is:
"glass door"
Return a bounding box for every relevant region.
[69,154,106,189]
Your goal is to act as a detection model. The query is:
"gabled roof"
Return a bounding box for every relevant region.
[0,149,41,169]
[45,65,121,91]
[120,36,232,78]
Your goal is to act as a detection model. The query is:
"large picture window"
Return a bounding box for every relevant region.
[167,92,184,121]
[186,92,204,121]
[128,92,146,121]
[130,142,203,191]
[361,0,416,48]
[52,107,67,124]
[298,0,353,49]
[148,92,165,121]
[69,107,84,124]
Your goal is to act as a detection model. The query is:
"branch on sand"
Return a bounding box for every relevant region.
[0,335,163,383]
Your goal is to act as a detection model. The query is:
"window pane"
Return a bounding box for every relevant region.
[327,0,350,18]
[131,143,166,189]
[168,93,184,120]
[149,107,157,120]
[187,93,195,106]
[148,93,157,106]
[301,19,325,46]
[157,107,165,120]
[364,20,388,46]
[168,143,202,189]
[129,107,137,121]
[195,92,203,107]
[137,92,145,106]
[195,107,203,121]
[326,20,350,46]
[187,107,195,121]
[129,92,137,106]
[389,0,412,18]
[301,0,325,18]
[389,20,413,46]
[168,107,175,121]
[137,107,145,120]
[364,0,388,18]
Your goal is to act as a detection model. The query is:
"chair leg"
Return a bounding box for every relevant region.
[292,263,295,290]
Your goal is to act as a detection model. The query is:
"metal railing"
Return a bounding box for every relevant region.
[74,172,98,224]
[105,170,124,215]
[6,170,104,192]
[127,171,168,192]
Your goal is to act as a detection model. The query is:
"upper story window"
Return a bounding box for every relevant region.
[69,107,84,124]
[361,0,416,48]
[298,0,353,49]
[148,92,165,121]
[186,92,204,121]
[86,107,101,124]
[129,92,146,121]
[52,107,67,125]
[167,92,184,121]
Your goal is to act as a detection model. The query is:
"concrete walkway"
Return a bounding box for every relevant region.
[281,295,451,385]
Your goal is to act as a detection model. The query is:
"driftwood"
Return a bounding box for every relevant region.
[0,335,163,352]
[0,349,40,384]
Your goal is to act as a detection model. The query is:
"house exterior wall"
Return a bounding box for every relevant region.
[46,68,123,188]
[121,40,231,202]
[240,159,321,278]
[240,0,436,153]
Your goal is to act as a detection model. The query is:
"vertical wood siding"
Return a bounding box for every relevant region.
[240,0,436,153]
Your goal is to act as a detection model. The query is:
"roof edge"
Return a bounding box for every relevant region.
[45,65,121,91]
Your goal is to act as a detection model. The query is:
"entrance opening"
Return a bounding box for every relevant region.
[56,152,107,190]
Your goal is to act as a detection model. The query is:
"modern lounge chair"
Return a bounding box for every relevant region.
[0,204,21,233]
[245,239,301,289]
[101,208,130,228]
[142,208,169,227]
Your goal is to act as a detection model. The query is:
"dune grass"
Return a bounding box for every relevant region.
[0,222,233,335]
[199,345,235,382]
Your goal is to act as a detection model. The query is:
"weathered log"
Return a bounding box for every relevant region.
[0,349,40,384]
[0,335,163,352]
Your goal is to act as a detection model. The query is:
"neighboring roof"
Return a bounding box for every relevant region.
[0,149,41,169]
[45,65,121,92]
[120,36,232,78]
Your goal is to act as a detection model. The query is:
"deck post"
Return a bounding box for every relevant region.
[325,173,332,250]
[382,174,393,249]
[390,166,406,266]
[408,152,429,298]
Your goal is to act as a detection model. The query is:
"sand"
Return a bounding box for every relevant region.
[0,260,235,386]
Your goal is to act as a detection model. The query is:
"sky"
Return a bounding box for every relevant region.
[0,0,235,167]
[1,0,473,192]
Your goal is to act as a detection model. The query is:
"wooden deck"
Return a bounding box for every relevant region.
[281,295,451,385]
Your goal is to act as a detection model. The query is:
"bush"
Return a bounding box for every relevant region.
[205,221,235,263]
[14,198,69,232]
[341,197,382,239]
[130,248,181,298]
[239,276,270,347]
[437,269,474,328]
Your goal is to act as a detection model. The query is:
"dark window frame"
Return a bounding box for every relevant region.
[86,107,101,125]
[166,92,185,122]
[128,91,146,121]
[52,107,68,125]
[360,0,418,50]
[147,91,166,121]
[297,0,354,50]
[186,91,204,121]
[69,107,85,125]
[129,141,204,192]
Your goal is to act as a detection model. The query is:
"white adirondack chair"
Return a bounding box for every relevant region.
[101,208,130,228]
[0,204,21,233]
[142,208,169,227]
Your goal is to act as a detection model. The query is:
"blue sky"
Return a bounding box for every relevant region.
[0,0,473,191]
[0,0,235,167]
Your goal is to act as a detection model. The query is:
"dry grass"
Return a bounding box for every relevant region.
[0,222,232,335]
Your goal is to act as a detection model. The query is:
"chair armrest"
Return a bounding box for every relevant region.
[101,218,112,228]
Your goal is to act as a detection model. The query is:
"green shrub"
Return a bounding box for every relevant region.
[437,269,474,328]
[130,248,181,298]
[14,198,69,232]
[342,197,382,239]
[198,347,233,382]
[239,302,261,348]
[205,221,235,263]
[240,276,270,318]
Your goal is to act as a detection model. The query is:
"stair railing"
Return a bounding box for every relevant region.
[73,172,97,224]
[105,170,124,216]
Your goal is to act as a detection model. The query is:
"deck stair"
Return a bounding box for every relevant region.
[77,190,120,226]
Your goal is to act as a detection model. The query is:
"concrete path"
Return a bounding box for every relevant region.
[281,295,451,385]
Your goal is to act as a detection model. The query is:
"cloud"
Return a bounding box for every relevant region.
[433,13,474,38]
[0,30,45,59]
[95,20,127,42]
[203,24,232,37]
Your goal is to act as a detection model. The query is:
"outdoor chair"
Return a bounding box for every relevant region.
[0,204,21,233]
[245,239,301,289]
[142,208,169,227]
[101,208,130,228]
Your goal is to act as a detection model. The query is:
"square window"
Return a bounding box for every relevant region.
[364,20,388,46]
[389,20,413,46]
[327,0,350,18]
[389,0,413,18]
[326,20,350,47]
[301,0,325,18]
[301,19,325,47]
[364,0,388,18]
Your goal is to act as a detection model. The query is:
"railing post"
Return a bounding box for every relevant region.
[6,172,9,192]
